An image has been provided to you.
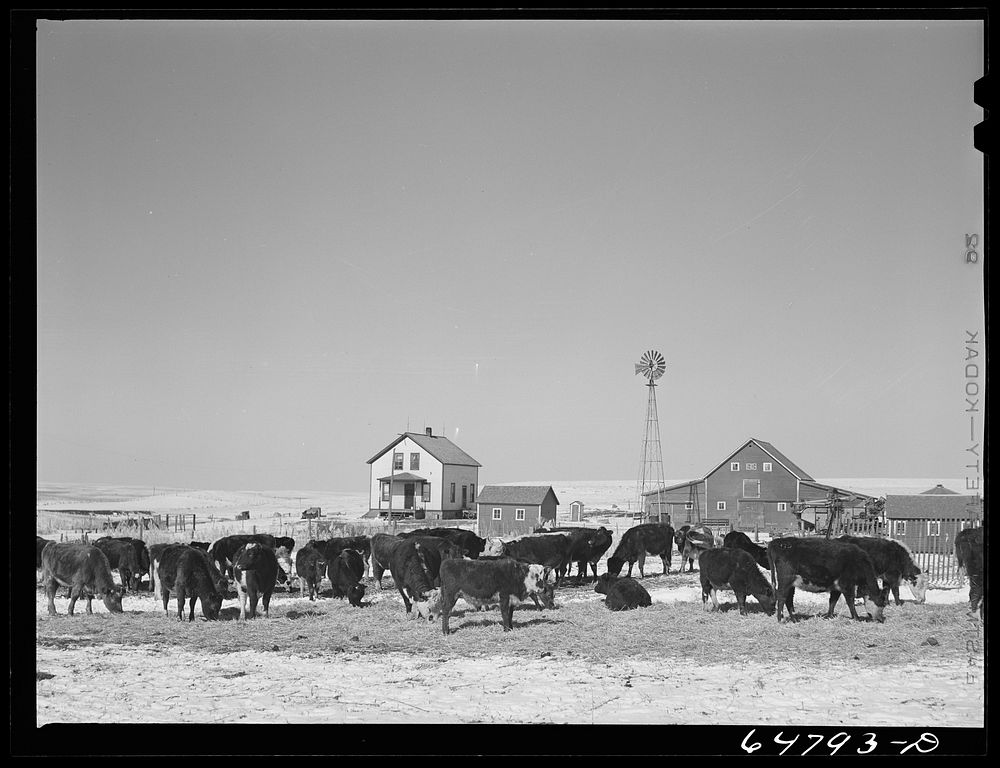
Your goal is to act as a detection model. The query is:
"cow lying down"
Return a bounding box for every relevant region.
[594,574,651,611]
[427,557,555,634]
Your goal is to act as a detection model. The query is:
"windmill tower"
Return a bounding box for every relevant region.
[634,350,667,521]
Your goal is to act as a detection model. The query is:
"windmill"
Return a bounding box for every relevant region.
[634,349,667,521]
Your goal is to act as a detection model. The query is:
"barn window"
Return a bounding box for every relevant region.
[393,452,404,470]
[381,482,390,502]
[893,520,906,536]
[410,453,420,471]
[684,502,693,511]
[743,480,760,498]
[492,508,502,520]
[717,501,727,511]
[927,521,941,537]
[730,462,740,471]
[746,462,757,471]
[515,508,525,521]
[777,502,787,512]
[422,484,431,503]
[450,483,456,503]
[763,462,772,472]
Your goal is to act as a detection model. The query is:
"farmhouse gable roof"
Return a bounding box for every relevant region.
[367,432,482,467]
[476,485,559,506]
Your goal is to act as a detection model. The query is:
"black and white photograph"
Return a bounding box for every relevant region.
[17,10,986,752]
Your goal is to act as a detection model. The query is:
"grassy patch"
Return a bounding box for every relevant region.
[36,576,975,667]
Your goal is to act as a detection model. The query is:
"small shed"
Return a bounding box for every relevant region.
[301,507,322,519]
[570,501,584,522]
[884,492,981,553]
[476,485,560,538]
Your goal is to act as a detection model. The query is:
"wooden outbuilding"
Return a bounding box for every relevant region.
[884,487,982,554]
[476,485,559,538]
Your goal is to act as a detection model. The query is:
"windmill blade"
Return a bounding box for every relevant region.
[634,363,651,376]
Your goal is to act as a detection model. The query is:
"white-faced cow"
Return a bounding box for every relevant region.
[431,557,554,634]
[594,573,652,611]
[699,547,776,616]
[606,523,675,578]
[233,542,280,620]
[767,537,887,623]
[838,535,928,605]
[41,542,124,616]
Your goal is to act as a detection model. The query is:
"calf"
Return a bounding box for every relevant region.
[955,526,984,618]
[838,535,928,605]
[535,527,613,582]
[594,574,652,611]
[398,527,487,559]
[233,542,279,620]
[433,557,554,634]
[295,545,327,601]
[41,542,124,616]
[699,548,776,616]
[329,548,367,607]
[208,533,277,580]
[722,530,770,570]
[93,536,145,592]
[496,534,572,586]
[767,537,887,623]
[387,536,460,618]
[607,523,675,578]
[157,544,228,621]
[370,533,404,589]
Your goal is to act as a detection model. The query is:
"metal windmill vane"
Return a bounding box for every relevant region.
[635,350,667,521]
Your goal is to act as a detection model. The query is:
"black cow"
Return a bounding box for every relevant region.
[387,536,460,618]
[398,527,487,559]
[838,535,928,605]
[189,541,211,551]
[699,548,776,616]
[309,535,372,574]
[208,533,277,580]
[535,527,613,583]
[722,530,770,570]
[433,557,554,634]
[41,542,124,616]
[955,527,984,618]
[767,537,887,623]
[606,524,675,578]
[36,536,55,569]
[674,525,715,572]
[370,533,404,589]
[492,534,572,586]
[93,536,145,592]
[148,542,171,594]
[156,544,228,621]
[329,548,367,607]
[233,542,279,620]
[594,574,652,611]
[295,545,327,601]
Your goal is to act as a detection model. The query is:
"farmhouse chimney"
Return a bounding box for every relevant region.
[425,427,433,436]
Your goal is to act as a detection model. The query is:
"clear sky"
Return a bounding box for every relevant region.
[36,19,985,492]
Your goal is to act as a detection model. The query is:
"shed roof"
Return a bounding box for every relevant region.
[367,431,482,467]
[919,484,960,495]
[642,478,703,497]
[476,485,559,506]
[885,494,980,519]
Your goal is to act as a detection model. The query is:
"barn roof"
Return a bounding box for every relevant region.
[920,484,960,495]
[885,494,981,519]
[704,438,814,480]
[367,431,482,467]
[476,485,559,506]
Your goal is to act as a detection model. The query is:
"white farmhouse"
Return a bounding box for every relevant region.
[365,427,482,520]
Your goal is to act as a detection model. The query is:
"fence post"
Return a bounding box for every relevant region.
[193,514,196,532]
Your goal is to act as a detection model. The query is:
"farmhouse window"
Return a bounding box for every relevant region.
[492,508,502,520]
[743,480,760,498]
[730,462,740,471]
[777,502,787,512]
[393,452,404,470]
[893,520,906,536]
[381,482,390,502]
[515,508,525,521]
[717,501,727,511]
[470,485,475,502]
[410,453,420,471]
[746,462,757,470]
[927,521,941,537]
[422,484,431,503]
[450,483,456,503]
[763,462,772,472]
[462,485,468,507]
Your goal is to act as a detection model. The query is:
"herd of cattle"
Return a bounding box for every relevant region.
[36,521,985,633]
